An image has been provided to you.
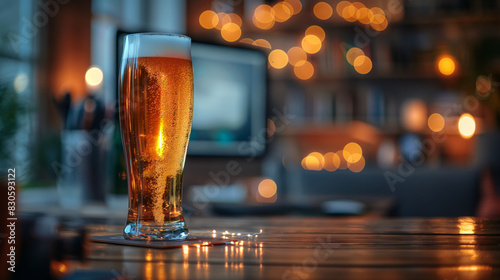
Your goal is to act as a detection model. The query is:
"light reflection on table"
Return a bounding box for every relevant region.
[81,217,499,279]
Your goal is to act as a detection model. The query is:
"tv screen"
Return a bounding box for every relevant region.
[188,42,267,157]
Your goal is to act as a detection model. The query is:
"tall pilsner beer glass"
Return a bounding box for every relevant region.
[119,33,193,240]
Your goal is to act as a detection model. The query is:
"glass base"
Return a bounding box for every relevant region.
[123,221,189,241]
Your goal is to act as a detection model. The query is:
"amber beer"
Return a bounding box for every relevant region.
[119,34,193,240]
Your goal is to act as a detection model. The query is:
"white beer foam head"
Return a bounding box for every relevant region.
[122,33,191,60]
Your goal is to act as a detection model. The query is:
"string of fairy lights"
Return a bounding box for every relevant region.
[199,1,395,80]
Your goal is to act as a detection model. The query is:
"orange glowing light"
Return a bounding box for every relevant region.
[273,2,293,22]
[402,100,427,132]
[305,25,325,42]
[254,4,275,24]
[343,142,363,163]
[458,217,475,234]
[335,150,348,169]
[287,47,307,66]
[370,14,388,31]
[214,12,227,30]
[293,60,314,80]
[269,49,289,69]
[342,4,357,22]
[346,47,365,65]
[85,66,103,87]
[258,179,277,198]
[301,35,322,54]
[304,156,320,170]
[336,1,351,17]
[310,152,325,167]
[145,251,153,261]
[221,23,241,42]
[353,55,372,74]
[437,55,456,76]
[324,152,341,172]
[239,38,254,44]
[303,152,325,171]
[458,113,475,139]
[229,13,242,26]
[252,39,272,49]
[428,113,445,132]
[352,2,366,16]
[458,266,492,271]
[348,155,365,172]
[301,155,311,170]
[370,7,386,17]
[199,10,218,29]
[284,0,302,15]
[253,14,275,30]
[357,7,374,24]
[314,2,333,20]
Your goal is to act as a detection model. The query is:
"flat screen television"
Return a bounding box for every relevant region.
[188,42,267,157]
[116,32,267,157]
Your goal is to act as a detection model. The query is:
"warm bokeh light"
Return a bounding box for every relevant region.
[284,0,302,15]
[258,179,277,198]
[287,46,307,66]
[343,142,363,163]
[336,1,351,16]
[252,39,272,49]
[437,55,456,76]
[221,23,241,42]
[342,4,357,22]
[302,155,320,170]
[310,152,325,166]
[353,55,373,74]
[476,75,492,97]
[14,73,29,93]
[356,7,374,24]
[253,15,275,30]
[229,13,242,26]
[335,150,348,169]
[273,2,293,22]
[428,113,445,132]
[402,100,427,132]
[302,152,325,171]
[215,12,227,30]
[458,113,476,139]
[324,152,341,172]
[269,49,289,69]
[346,47,364,65]
[370,14,388,31]
[254,4,275,22]
[314,2,333,20]
[348,155,365,172]
[199,10,218,29]
[301,35,322,54]
[305,25,325,42]
[85,66,103,87]
[239,38,254,44]
[370,7,385,17]
[294,60,314,80]
[220,13,232,26]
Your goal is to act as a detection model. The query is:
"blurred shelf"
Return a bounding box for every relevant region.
[243,13,500,35]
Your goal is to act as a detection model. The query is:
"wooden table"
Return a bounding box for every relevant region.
[81,217,500,279]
